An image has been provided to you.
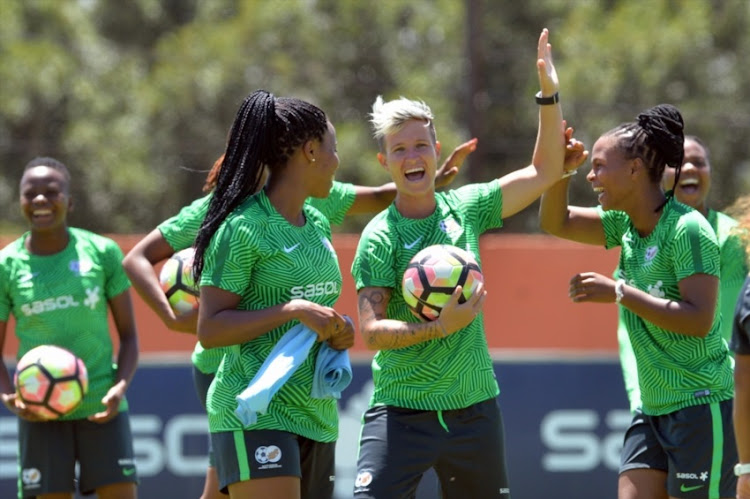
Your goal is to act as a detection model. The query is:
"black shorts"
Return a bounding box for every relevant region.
[18,412,137,497]
[211,429,335,498]
[192,365,216,466]
[620,400,737,498]
[353,397,510,498]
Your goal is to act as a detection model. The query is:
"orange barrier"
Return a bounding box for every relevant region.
[1,234,620,356]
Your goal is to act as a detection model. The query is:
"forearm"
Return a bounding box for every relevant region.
[619,284,714,337]
[347,183,397,215]
[197,302,301,348]
[361,318,446,350]
[125,258,184,330]
[114,333,139,389]
[539,177,573,235]
[0,366,13,395]
[530,97,565,186]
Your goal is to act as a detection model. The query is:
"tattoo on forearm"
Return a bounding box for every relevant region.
[358,288,442,349]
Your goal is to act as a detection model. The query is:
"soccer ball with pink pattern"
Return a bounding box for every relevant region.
[159,247,199,314]
[15,345,89,420]
[402,244,484,321]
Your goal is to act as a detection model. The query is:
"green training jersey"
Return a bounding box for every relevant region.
[709,209,748,344]
[601,198,733,415]
[200,189,343,441]
[617,208,747,412]
[351,180,503,411]
[156,182,356,375]
[0,228,130,419]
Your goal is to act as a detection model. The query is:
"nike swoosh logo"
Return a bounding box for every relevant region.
[404,236,423,250]
[18,273,38,283]
[122,467,137,476]
[680,484,703,492]
[283,243,301,253]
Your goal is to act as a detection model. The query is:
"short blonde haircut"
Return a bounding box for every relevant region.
[370,95,437,151]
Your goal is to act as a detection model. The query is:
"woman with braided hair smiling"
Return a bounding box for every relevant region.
[540,104,737,499]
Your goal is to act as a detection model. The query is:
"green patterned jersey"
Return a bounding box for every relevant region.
[602,198,734,415]
[708,209,748,344]
[200,190,343,441]
[617,208,747,412]
[351,180,503,411]
[0,228,130,419]
[156,182,356,375]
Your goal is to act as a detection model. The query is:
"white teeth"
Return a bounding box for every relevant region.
[679,178,699,186]
[405,168,424,175]
[33,209,52,216]
[593,187,604,193]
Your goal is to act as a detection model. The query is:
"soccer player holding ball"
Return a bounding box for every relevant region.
[0,158,139,498]
[123,135,475,499]
[539,105,738,497]
[350,28,565,498]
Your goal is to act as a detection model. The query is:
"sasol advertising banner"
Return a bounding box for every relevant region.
[0,359,629,499]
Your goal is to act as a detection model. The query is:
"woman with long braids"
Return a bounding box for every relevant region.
[123,142,475,499]
[540,105,737,498]
[192,90,352,499]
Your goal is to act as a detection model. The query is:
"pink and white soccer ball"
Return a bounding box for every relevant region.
[159,247,199,314]
[14,345,89,420]
[402,244,484,321]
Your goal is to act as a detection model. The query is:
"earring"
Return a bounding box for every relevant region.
[311,158,316,163]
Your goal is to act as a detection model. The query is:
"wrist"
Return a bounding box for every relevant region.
[736,463,750,476]
[535,91,559,105]
[436,318,449,337]
[615,279,626,304]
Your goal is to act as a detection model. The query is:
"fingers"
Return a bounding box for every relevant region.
[537,28,549,59]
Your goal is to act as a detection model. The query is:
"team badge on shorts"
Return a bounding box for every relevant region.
[354,469,374,491]
[255,445,282,468]
[22,467,41,488]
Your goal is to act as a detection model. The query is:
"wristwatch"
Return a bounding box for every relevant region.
[735,463,750,476]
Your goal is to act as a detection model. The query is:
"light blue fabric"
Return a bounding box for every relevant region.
[235,324,317,426]
[311,343,352,399]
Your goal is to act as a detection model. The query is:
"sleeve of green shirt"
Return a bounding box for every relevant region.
[598,207,629,249]
[351,214,396,291]
[671,213,720,281]
[158,195,211,251]
[306,181,356,226]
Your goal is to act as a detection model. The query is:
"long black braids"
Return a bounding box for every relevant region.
[192,89,328,282]
[606,104,685,212]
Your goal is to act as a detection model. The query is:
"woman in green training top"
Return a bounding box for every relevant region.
[0,157,139,499]
[617,135,748,413]
[350,28,565,499]
[540,105,737,498]
[123,142,475,499]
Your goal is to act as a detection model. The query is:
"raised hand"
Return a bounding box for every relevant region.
[537,28,559,97]
[563,125,588,177]
[435,138,478,189]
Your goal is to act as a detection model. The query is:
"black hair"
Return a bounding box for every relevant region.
[684,135,710,163]
[604,104,684,211]
[23,156,71,184]
[192,89,328,281]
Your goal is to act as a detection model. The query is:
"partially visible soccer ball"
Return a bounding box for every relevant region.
[15,345,89,420]
[159,247,199,314]
[402,244,484,321]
